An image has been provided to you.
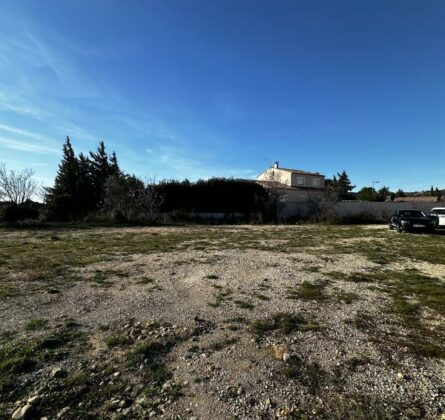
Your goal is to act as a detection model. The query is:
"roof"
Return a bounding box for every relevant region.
[274,167,325,177]
[393,196,441,203]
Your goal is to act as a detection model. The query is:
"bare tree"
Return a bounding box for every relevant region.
[0,163,38,204]
[260,170,286,222]
[304,185,339,222]
[144,178,164,223]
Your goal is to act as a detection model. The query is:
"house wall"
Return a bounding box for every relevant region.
[257,169,292,186]
[290,173,324,189]
[257,169,324,188]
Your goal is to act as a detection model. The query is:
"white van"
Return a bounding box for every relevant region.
[430,207,445,228]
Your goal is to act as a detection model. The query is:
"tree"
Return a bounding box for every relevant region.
[331,171,355,200]
[90,142,121,209]
[375,186,391,202]
[103,175,164,223]
[357,187,375,201]
[395,189,406,197]
[0,163,38,204]
[261,170,286,222]
[145,178,164,223]
[44,137,80,220]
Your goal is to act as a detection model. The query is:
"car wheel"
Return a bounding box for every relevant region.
[397,223,404,233]
[389,223,394,230]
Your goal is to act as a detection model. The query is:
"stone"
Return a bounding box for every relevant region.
[57,406,70,418]
[50,367,66,379]
[27,395,40,405]
[282,352,291,362]
[272,344,289,361]
[11,404,34,419]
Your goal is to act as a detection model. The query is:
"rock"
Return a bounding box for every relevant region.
[282,352,291,362]
[50,367,66,379]
[237,386,244,396]
[397,372,404,380]
[113,372,120,377]
[57,406,70,418]
[27,395,40,405]
[272,344,289,361]
[11,404,34,419]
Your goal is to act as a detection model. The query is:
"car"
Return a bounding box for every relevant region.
[429,207,445,229]
[389,209,436,233]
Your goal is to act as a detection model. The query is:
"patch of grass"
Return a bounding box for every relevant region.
[138,276,154,284]
[234,299,255,310]
[287,281,327,301]
[208,288,232,308]
[105,334,132,348]
[24,318,48,331]
[251,312,305,337]
[209,337,238,351]
[347,312,375,332]
[345,357,371,372]
[127,340,174,383]
[227,316,246,323]
[303,265,320,273]
[335,291,360,304]
[0,330,15,342]
[0,286,18,298]
[253,292,270,301]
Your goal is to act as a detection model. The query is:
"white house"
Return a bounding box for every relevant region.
[257,162,326,202]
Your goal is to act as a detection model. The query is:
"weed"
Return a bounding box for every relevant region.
[288,281,327,301]
[251,312,305,337]
[106,334,132,348]
[24,318,48,331]
[138,277,154,284]
[234,299,255,310]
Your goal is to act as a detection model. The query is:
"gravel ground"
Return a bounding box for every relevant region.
[0,225,444,419]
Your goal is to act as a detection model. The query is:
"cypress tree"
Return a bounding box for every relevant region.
[45,137,80,220]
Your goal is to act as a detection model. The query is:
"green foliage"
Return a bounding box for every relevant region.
[331,170,355,200]
[45,138,121,221]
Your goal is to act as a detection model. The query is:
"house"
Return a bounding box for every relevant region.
[256,162,326,202]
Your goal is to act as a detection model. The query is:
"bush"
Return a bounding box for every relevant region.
[0,201,41,222]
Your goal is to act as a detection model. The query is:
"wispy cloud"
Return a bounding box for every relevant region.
[145,146,255,181]
[0,137,59,154]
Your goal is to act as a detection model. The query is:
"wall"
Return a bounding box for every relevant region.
[280,200,443,220]
[290,173,325,189]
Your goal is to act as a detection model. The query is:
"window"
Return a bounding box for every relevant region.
[312,178,322,187]
[296,176,305,186]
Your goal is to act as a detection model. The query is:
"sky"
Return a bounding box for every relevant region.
[0,0,444,192]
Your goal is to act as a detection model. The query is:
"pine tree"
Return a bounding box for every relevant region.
[44,137,80,220]
[331,171,355,200]
[89,141,118,209]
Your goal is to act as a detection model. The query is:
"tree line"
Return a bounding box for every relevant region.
[2,137,440,223]
[0,138,270,223]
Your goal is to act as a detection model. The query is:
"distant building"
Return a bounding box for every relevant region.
[256,162,325,202]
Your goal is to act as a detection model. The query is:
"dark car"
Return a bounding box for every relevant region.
[389,209,435,233]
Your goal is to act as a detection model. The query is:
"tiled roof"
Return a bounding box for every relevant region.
[393,196,441,203]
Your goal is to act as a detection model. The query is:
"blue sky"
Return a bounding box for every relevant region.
[0,0,444,191]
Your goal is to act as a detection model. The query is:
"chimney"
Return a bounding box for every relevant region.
[273,161,279,169]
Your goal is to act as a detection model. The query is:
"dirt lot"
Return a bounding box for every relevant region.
[1,225,444,419]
